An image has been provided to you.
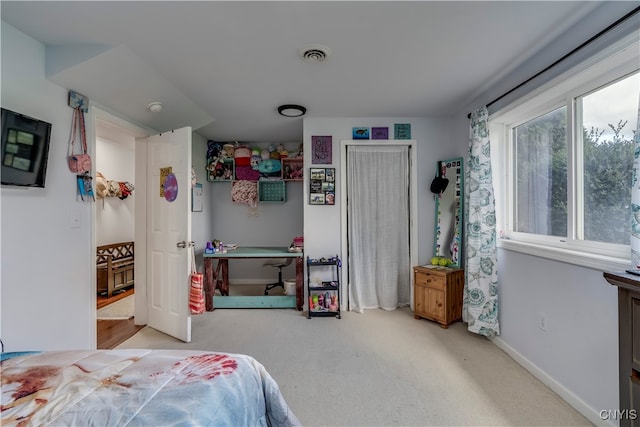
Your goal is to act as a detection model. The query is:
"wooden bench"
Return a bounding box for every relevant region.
[97,242,134,297]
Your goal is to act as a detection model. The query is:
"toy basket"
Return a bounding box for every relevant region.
[258,180,286,203]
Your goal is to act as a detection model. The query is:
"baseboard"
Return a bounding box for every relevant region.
[490,336,614,427]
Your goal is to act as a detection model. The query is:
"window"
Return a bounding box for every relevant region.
[491,39,639,270]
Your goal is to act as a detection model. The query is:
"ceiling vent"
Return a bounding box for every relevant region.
[299,44,331,63]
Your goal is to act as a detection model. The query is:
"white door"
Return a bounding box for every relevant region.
[146,127,192,342]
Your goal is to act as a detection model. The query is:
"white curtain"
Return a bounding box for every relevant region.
[464,107,500,336]
[347,145,411,312]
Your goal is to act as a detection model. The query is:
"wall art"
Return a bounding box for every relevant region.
[352,127,369,139]
[394,123,411,139]
[192,183,203,212]
[371,127,389,140]
[309,167,336,205]
[311,135,332,164]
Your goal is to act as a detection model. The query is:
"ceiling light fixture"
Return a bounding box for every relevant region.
[147,102,163,113]
[278,104,306,117]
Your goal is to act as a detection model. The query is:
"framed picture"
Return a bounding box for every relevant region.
[311,135,332,164]
[310,193,325,205]
[309,168,336,205]
[371,127,389,140]
[394,123,411,139]
[192,183,203,212]
[352,127,369,139]
[310,168,326,180]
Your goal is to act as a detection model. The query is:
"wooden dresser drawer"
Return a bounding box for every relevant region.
[633,296,640,370]
[415,272,446,291]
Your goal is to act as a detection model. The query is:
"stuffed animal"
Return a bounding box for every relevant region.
[251,147,262,169]
[277,143,288,158]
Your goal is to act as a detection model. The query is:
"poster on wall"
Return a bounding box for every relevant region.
[394,123,411,139]
[311,136,332,164]
[160,167,172,197]
[192,183,203,212]
[309,168,335,205]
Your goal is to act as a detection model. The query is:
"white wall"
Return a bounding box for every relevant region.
[302,117,464,306]
[303,117,461,264]
[95,126,135,246]
[1,22,94,351]
[449,3,634,422]
[191,132,213,273]
[207,142,304,282]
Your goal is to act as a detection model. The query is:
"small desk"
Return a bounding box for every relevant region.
[203,247,304,311]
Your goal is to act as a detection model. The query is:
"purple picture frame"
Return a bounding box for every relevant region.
[371,127,389,140]
[312,136,332,164]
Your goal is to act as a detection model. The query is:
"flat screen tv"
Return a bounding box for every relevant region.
[1,108,52,188]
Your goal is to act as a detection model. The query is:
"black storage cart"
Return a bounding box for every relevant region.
[307,255,341,319]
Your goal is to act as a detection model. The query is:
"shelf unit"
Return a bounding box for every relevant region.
[307,256,341,319]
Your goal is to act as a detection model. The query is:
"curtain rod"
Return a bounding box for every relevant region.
[467,5,640,119]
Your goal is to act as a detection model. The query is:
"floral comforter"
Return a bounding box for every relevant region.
[1,349,300,426]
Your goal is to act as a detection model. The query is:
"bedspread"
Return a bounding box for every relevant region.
[1,349,300,426]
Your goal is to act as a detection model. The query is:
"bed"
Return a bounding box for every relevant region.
[1,349,300,426]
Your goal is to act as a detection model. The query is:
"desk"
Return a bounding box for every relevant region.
[203,247,304,311]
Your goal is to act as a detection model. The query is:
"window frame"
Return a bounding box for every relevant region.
[490,35,639,272]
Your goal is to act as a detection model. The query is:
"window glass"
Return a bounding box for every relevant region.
[513,106,567,237]
[579,71,639,244]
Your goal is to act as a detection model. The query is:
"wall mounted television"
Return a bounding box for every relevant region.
[1,108,52,188]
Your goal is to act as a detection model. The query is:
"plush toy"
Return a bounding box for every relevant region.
[277,143,288,159]
[251,147,262,170]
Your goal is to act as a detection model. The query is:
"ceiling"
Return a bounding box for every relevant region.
[0,1,621,143]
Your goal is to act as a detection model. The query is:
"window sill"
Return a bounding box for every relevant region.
[497,238,630,272]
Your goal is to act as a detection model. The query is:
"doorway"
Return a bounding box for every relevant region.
[94,111,148,348]
[339,140,418,312]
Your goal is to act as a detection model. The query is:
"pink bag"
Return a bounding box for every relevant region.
[68,154,92,174]
[67,107,92,174]
[189,246,205,314]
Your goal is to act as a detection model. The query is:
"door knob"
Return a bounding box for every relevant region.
[177,241,195,248]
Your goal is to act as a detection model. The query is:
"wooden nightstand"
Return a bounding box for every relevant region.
[413,265,464,328]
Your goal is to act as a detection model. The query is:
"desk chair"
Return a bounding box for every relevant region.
[263,258,293,295]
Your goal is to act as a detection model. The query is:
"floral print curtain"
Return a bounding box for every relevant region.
[464,107,500,336]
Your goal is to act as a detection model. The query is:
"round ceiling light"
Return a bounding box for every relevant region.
[299,44,331,63]
[278,104,306,117]
[147,102,163,113]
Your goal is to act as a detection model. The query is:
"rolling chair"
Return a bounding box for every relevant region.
[263,258,293,295]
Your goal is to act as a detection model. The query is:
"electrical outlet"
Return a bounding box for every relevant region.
[70,215,81,229]
[539,312,548,332]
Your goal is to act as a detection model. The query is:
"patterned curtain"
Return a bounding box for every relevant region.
[464,107,500,336]
[631,96,640,270]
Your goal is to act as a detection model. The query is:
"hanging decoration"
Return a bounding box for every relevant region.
[163,173,178,202]
[67,90,94,201]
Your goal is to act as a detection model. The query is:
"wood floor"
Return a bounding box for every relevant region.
[97,287,145,349]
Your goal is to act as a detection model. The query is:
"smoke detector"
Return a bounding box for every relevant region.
[147,102,163,113]
[299,44,331,63]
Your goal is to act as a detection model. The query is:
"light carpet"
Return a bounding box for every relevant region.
[117,304,592,426]
[97,295,134,320]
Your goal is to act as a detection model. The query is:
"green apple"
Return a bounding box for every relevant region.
[438,257,450,266]
[430,257,440,266]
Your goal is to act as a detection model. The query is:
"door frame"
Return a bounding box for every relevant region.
[339,139,418,311]
[92,107,156,330]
